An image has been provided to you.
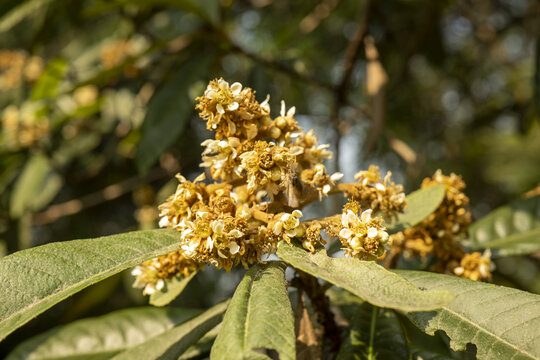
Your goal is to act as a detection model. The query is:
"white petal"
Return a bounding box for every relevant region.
[289,146,304,156]
[229,241,240,254]
[379,231,389,244]
[361,209,372,222]
[287,106,296,118]
[341,213,349,227]
[322,184,331,194]
[273,222,283,235]
[292,210,303,218]
[231,82,242,95]
[131,267,142,276]
[454,267,464,276]
[367,227,378,238]
[375,183,386,191]
[207,236,214,250]
[156,279,165,291]
[159,216,170,228]
[216,103,225,114]
[331,172,344,182]
[144,285,156,295]
[217,249,228,258]
[211,220,224,234]
[229,229,244,238]
[339,228,354,239]
[281,213,291,221]
[280,100,286,117]
[228,102,239,111]
[346,210,358,225]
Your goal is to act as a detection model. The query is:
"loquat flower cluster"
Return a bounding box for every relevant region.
[132,79,492,295]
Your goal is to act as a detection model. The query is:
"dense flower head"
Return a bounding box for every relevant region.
[388,170,492,282]
[131,250,201,295]
[0,49,44,90]
[330,201,390,260]
[346,165,406,219]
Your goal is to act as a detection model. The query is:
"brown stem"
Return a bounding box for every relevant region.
[296,270,342,355]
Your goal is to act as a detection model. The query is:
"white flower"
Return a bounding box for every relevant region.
[273,210,303,239]
[159,216,170,228]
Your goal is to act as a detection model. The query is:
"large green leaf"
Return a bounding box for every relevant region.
[210,262,296,360]
[6,307,202,360]
[277,243,453,312]
[337,304,409,360]
[396,270,540,360]
[111,300,228,360]
[178,324,221,360]
[0,228,181,340]
[387,184,446,233]
[468,195,540,256]
[135,55,212,173]
[150,271,197,307]
[10,154,63,218]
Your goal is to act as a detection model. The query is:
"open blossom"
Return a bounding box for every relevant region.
[349,165,406,219]
[301,164,343,198]
[272,210,305,242]
[200,137,243,181]
[338,203,390,260]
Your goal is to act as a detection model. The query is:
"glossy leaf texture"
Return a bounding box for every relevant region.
[210,262,296,360]
[337,304,409,360]
[149,271,198,307]
[0,228,181,340]
[6,307,202,360]
[468,195,540,256]
[277,243,454,312]
[387,184,446,233]
[111,300,228,360]
[135,55,213,173]
[397,270,540,360]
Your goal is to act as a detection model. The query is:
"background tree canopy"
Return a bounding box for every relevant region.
[0,0,539,356]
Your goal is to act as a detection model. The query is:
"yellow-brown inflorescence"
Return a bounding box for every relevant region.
[390,170,493,281]
[345,165,406,220]
[131,250,202,295]
[133,78,411,294]
[0,49,44,90]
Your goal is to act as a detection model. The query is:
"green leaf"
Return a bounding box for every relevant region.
[6,306,202,360]
[169,0,220,26]
[0,0,54,33]
[210,262,296,360]
[0,228,181,340]
[135,55,213,173]
[150,271,197,307]
[179,324,221,360]
[10,154,63,217]
[277,243,454,312]
[468,195,540,256]
[387,184,446,233]
[337,304,409,360]
[30,58,68,100]
[111,300,228,360]
[396,270,540,360]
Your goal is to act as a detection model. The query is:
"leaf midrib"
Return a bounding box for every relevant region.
[0,240,179,340]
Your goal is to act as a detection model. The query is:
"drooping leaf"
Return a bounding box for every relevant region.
[277,243,453,312]
[387,184,446,233]
[178,324,221,360]
[336,304,409,360]
[468,195,540,256]
[210,262,296,360]
[6,307,202,360]
[111,300,228,360]
[135,55,213,173]
[0,228,181,340]
[396,270,540,360]
[10,154,63,218]
[30,58,68,100]
[150,271,197,307]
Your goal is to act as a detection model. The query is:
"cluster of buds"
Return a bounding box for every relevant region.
[390,170,493,281]
[343,165,406,220]
[132,78,409,295]
[0,50,43,90]
[1,104,49,149]
[100,39,142,77]
[132,250,201,295]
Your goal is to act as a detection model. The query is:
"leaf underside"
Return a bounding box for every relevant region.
[0,229,181,340]
[210,262,296,360]
[277,243,454,312]
[6,307,202,360]
[396,270,540,360]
